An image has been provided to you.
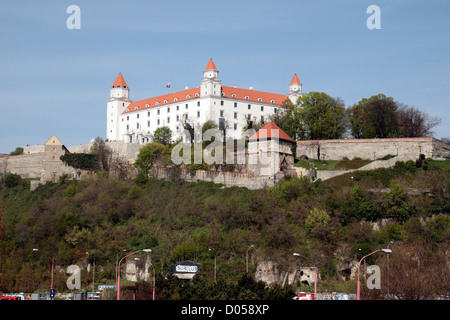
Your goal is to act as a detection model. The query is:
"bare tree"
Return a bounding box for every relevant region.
[398,104,441,137]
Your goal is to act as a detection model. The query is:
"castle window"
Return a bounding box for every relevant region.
[232,94,236,98]
[195,93,199,97]
[245,96,249,100]
[156,102,159,106]
[134,106,138,110]
[147,121,150,127]
[234,112,237,119]
[186,95,190,99]
[185,104,188,109]
[167,107,170,113]
[176,115,179,121]
[174,98,178,102]
[221,101,224,106]
[247,114,251,121]
[167,117,170,124]
[137,123,140,129]
[274,108,277,113]
[234,123,237,130]
[197,101,200,107]
[157,119,160,125]
[197,111,200,118]
[164,100,168,104]
[258,98,262,102]
[146,104,150,108]
[148,112,150,117]
[234,102,237,108]
[176,105,179,111]
[261,106,264,111]
[220,110,224,117]
[271,99,275,104]
[127,116,129,121]
[248,104,251,110]
[137,114,139,119]
[157,110,160,115]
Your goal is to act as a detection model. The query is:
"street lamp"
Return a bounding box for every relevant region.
[293,253,317,299]
[246,245,255,275]
[357,248,392,300]
[117,249,152,300]
[33,248,55,300]
[116,249,127,285]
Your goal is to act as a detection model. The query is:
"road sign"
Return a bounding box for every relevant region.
[50,289,56,299]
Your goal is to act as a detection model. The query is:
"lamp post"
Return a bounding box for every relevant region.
[357,248,392,300]
[117,249,152,300]
[116,249,127,286]
[246,245,255,275]
[293,253,317,299]
[33,248,54,300]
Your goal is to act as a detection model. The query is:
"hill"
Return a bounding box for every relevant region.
[0,160,448,299]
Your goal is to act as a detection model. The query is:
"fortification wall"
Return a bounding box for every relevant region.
[68,141,142,163]
[296,137,449,160]
[152,167,278,190]
[0,153,44,179]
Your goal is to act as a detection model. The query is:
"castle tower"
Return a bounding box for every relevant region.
[247,122,294,177]
[107,73,132,141]
[41,134,73,183]
[288,74,303,105]
[201,58,221,97]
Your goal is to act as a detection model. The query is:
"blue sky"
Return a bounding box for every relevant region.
[0,0,449,153]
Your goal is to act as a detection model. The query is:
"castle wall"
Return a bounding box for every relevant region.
[296,137,450,160]
[0,153,44,179]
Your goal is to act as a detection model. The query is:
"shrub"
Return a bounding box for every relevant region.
[4,173,22,188]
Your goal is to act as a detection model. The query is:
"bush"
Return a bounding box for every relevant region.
[4,173,22,188]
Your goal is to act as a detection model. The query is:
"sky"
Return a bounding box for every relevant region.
[0,0,449,154]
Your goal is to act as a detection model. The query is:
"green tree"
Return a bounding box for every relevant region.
[153,126,173,146]
[297,92,346,140]
[10,147,24,156]
[134,142,166,173]
[348,94,400,138]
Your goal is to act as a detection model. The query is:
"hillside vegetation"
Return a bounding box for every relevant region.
[0,160,448,299]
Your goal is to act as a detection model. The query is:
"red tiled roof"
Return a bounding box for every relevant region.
[249,122,293,142]
[290,74,301,85]
[123,87,201,114]
[123,86,289,114]
[221,86,288,106]
[205,58,217,70]
[112,73,128,88]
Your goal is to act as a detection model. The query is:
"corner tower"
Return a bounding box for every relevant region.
[107,73,132,141]
[288,74,303,105]
[201,58,221,97]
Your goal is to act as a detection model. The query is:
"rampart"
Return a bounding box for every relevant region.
[296,137,450,161]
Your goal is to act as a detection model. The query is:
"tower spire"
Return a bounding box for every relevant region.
[112,73,128,88]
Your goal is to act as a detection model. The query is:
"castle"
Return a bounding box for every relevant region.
[1,59,449,189]
[106,59,303,144]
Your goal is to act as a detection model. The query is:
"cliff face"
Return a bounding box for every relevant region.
[254,259,359,287]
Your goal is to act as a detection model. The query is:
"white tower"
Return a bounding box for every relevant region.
[201,58,221,97]
[288,74,303,105]
[107,73,132,141]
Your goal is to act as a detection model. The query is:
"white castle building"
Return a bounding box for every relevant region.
[106,59,303,144]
